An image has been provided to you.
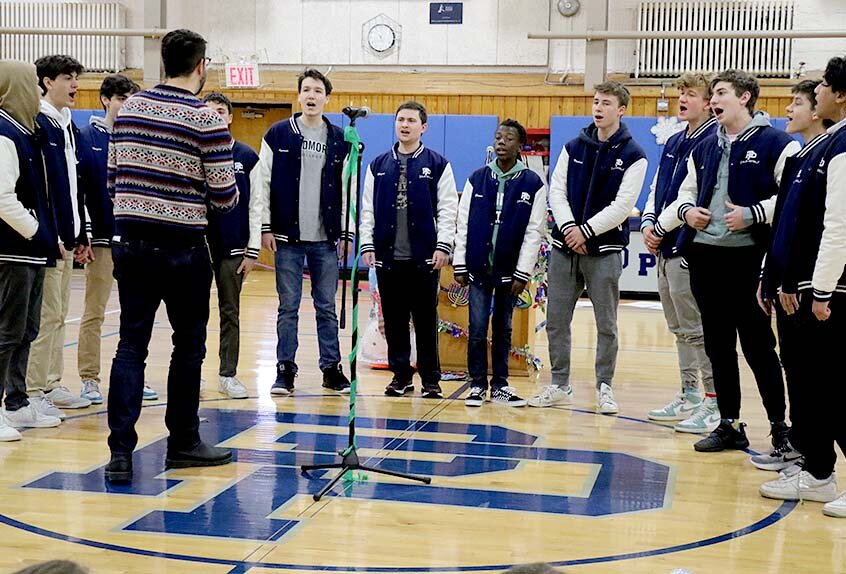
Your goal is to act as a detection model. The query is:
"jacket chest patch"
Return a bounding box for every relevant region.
[611,158,625,172]
[418,167,433,179]
[740,150,760,165]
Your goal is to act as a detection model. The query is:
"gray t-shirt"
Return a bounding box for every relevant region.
[393,152,413,260]
[297,117,328,242]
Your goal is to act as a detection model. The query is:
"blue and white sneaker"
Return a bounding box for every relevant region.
[80,379,103,405]
[143,385,159,401]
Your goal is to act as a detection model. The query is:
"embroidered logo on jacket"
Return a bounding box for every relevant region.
[741,150,759,165]
[420,167,433,179]
[518,191,532,205]
[234,161,244,174]
[612,158,625,171]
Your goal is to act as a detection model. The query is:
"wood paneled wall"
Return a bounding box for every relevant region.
[75,70,797,129]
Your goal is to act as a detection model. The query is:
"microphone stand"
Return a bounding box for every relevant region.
[301,111,432,501]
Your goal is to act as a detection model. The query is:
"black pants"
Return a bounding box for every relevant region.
[793,295,846,479]
[107,239,213,455]
[776,304,808,452]
[212,255,244,377]
[687,243,786,421]
[376,261,441,385]
[0,263,43,411]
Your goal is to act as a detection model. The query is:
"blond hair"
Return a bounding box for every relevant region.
[676,72,713,98]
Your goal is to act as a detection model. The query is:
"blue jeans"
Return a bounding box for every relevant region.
[274,241,341,370]
[107,239,212,455]
[468,280,515,390]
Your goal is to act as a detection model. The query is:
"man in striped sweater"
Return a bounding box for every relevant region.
[104,29,239,483]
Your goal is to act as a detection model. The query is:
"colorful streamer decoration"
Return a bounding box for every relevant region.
[437,319,543,374]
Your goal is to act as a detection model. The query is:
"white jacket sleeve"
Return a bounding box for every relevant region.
[359,165,376,254]
[748,139,801,225]
[246,159,263,258]
[655,155,698,237]
[256,138,273,234]
[452,179,473,275]
[812,152,846,300]
[581,157,647,239]
[514,182,548,282]
[548,146,576,232]
[640,168,658,230]
[0,137,38,240]
[435,162,458,254]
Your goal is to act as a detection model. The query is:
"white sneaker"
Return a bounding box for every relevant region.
[823,491,846,518]
[28,395,66,420]
[3,404,61,428]
[596,383,618,414]
[219,376,248,399]
[142,385,159,401]
[674,397,720,434]
[759,470,837,502]
[528,384,572,408]
[647,391,702,421]
[0,414,21,441]
[45,386,91,409]
[80,379,103,404]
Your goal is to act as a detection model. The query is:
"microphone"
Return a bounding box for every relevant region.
[342,106,370,120]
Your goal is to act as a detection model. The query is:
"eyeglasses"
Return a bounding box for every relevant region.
[821,81,831,88]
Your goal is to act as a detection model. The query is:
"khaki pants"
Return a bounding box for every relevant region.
[25,253,73,394]
[77,247,114,383]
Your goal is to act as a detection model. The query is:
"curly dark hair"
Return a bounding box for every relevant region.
[35,55,84,95]
[297,68,332,95]
[499,118,528,145]
[823,56,846,94]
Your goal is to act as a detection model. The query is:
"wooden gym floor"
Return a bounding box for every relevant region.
[1,268,843,574]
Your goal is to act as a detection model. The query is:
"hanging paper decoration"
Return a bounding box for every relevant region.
[446,282,469,307]
[437,319,543,375]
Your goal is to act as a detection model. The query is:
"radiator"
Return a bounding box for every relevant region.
[0,2,126,72]
[636,1,794,78]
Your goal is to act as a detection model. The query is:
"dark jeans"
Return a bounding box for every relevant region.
[687,243,786,421]
[376,261,441,384]
[793,295,846,479]
[0,263,43,411]
[107,239,213,455]
[468,279,516,390]
[274,241,341,370]
[212,255,244,377]
[776,304,807,452]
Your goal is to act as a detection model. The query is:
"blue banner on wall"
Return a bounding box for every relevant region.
[430,2,463,24]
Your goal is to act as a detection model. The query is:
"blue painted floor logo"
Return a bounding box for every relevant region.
[25,408,673,544]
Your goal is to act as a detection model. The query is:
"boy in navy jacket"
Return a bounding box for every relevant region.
[656,69,800,452]
[454,119,547,407]
[754,79,831,473]
[203,92,259,400]
[641,73,719,433]
[76,74,141,406]
[759,57,846,515]
[360,101,458,399]
[26,54,92,416]
[0,60,62,437]
[535,81,647,415]
[251,69,352,396]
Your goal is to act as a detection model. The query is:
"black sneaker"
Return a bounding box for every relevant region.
[385,377,414,396]
[322,363,351,394]
[490,386,527,407]
[166,441,232,469]
[770,420,791,449]
[105,453,132,483]
[271,362,296,396]
[464,386,487,407]
[421,381,443,399]
[694,419,750,452]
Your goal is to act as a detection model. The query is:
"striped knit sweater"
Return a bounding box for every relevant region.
[107,84,238,244]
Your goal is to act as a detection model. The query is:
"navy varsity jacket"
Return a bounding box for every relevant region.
[207,139,260,259]
[359,143,458,270]
[0,109,59,266]
[255,114,352,244]
[549,123,648,255]
[662,121,798,251]
[36,111,84,249]
[453,164,548,285]
[77,117,112,247]
[768,120,846,301]
[641,117,717,258]
[761,132,832,299]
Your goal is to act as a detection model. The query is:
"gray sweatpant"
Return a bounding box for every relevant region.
[656,253,715,395]
[547,249,622,389]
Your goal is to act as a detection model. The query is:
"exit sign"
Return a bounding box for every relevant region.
[225,63,260,88]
